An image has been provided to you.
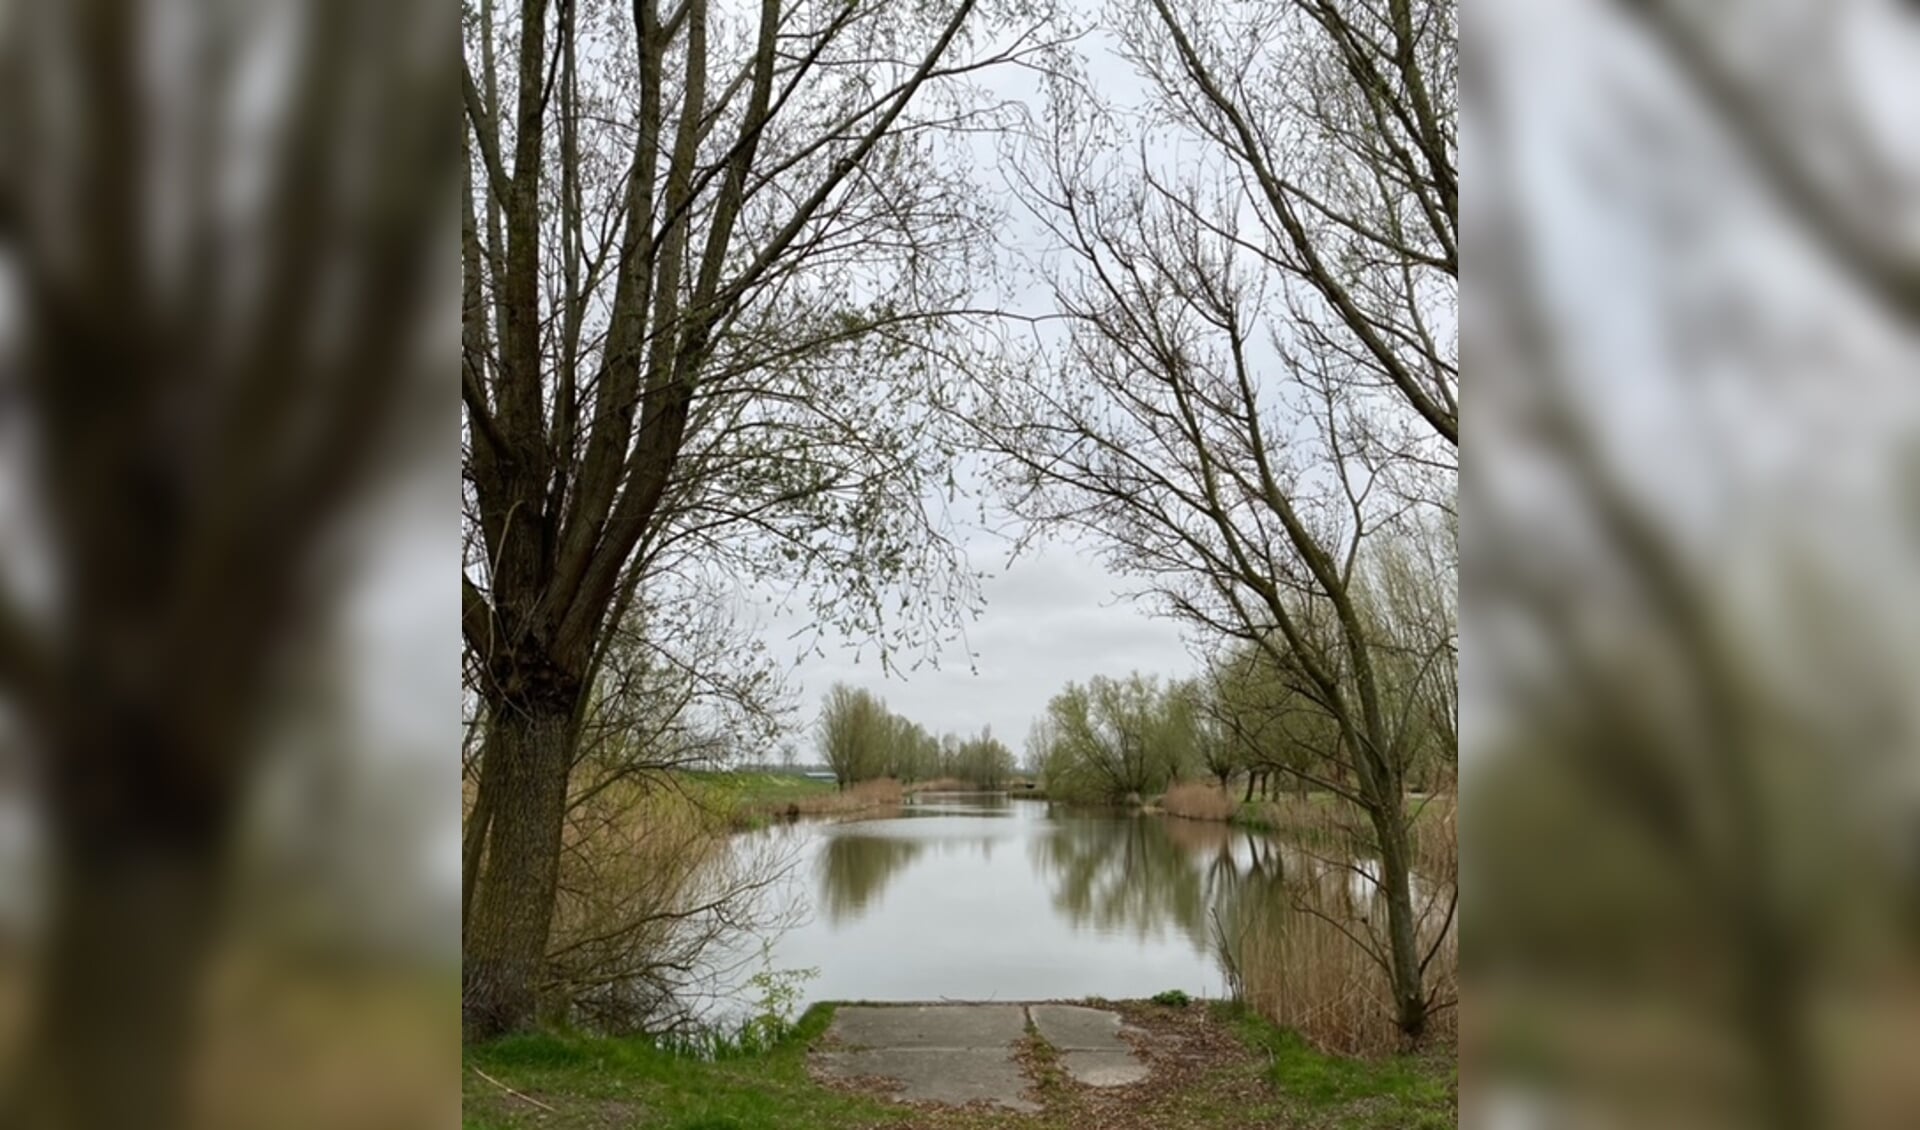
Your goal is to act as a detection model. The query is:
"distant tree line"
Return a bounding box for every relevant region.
[1030,526,1455,807]
[816,683,1017,789]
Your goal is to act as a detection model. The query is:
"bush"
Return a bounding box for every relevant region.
[542,781,801,1033]
[1151,989,1192,1007]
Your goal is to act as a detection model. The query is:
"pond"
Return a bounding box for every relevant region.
[710,793,1302,1011]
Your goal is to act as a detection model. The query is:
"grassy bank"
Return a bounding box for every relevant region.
[683,772,905,830]
[906,778,1047,798]
[462,999,1454,1130]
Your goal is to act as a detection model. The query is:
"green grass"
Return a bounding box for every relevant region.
[463,1004,908,1130]
[673,771,842,831]
[1218,1003,1456,1130]
[682,770,838,806]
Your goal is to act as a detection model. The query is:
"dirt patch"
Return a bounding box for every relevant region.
[1045,1002,1283,1130]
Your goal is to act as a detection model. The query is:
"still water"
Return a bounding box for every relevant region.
[721,793,1291,1007]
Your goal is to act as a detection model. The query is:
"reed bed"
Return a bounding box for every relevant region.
[1218,791,1457,1056]
[764,777,903,819]
[1160,780,1240,821]
[903,777,976,794]
[703,775,908,829]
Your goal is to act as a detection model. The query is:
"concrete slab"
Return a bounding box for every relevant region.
[814,1005,1038,1111]
[1028,1004,1130,1051]
[1059,1049,1151,1087]
[813,1047,1040,1113]
[1029,1004,1149,1088]
[810,1002,1151,1106]
[825,1004,1029,1049]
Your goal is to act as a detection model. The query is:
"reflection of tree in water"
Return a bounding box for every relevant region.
[816,835,926,924]
[1196,826,1284,913]
[1028,816,1211,948]
[1214,834,1383,936]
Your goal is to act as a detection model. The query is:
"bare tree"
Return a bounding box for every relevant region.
[980,0,1455,1041]
[459,0,1047,1037]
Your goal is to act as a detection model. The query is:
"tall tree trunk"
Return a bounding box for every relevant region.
[462,691,579,1040]
[1740,922,1816,1130]
[1370,804,1428,1043]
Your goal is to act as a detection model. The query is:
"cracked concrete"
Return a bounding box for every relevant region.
[1029,1005,1153,1087]
[810,1002,1150,1111]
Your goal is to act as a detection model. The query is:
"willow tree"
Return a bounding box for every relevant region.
[817,683,889,789]
[984,0,1455,1041]
[461,0,1035,1038]
[1036,674,1195,802]
[1204,645,1329,797]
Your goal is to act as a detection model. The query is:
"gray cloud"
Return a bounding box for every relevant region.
[751,537,1198,761]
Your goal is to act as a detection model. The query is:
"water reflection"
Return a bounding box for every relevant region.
[726,801,1444,1016]
[816,834,926,923]
[900,792,1015,817]
[1026,813,1212,949]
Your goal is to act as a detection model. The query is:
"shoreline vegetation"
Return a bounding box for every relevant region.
[462,997,1455,1130]
[1157,781,1457,835]
[1156,780,1459,1056]
[691,772,1053,832]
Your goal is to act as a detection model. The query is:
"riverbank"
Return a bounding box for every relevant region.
[461,998,1455,1130]
[1157,782,1457,838]
[689,772,1048,830]
[682,772,903,830]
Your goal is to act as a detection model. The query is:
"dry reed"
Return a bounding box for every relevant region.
[771,777,903,818]
[1222,790,1458,1056]
[904,777,975,794]
[544,779,798,1032]
[1161,780,1240,821]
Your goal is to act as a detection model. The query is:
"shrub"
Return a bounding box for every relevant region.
[542,782,801,1033]
[1151,989,1192,1007]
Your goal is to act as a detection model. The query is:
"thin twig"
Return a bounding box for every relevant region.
[472,1067,558,1113]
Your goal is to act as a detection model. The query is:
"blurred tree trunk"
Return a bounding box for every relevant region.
[32,837,224,1130]
[5,2,448,1125]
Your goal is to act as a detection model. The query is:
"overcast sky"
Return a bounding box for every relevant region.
[717,23,1207,763]
[748,524,1201,765]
